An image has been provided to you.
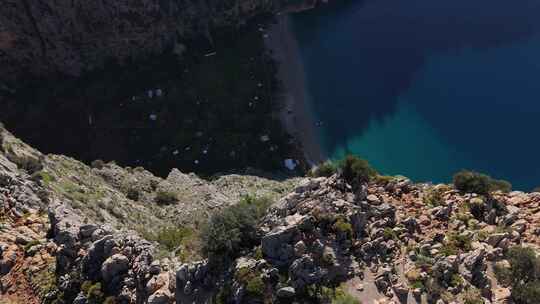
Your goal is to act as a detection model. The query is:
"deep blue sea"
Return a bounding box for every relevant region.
[290,0,540,190]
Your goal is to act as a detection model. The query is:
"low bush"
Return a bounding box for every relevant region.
[155,190,178,205]
[154,227,194,251]
[453,170,511,194]
[236,267,265,298]
[467,198,486,219]
[373,174,396,185]
[332,217,353,239]
[23,239,41,255]
[30,170,55,185]
[383,227,398,240]
[495,246,540,304]
[339,155,377,186]
[311,160,338,177]
[332,285,361,304]
[423,186,445,207]
[332,293,360,304]
[201,195,273,268]
[443,232,472,254]
[462,288,483,304]
[81,281,105,304]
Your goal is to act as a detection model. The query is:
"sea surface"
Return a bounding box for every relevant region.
[290,0,540,190]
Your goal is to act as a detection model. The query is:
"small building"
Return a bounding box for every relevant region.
[147,90,154,98]
[172,150,179,156]
[284,159,297,170]
[155,89,163,97]
[260,135,270,142]
[149,114,157,121]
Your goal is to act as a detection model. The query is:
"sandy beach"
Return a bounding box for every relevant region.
[266,14,327,166]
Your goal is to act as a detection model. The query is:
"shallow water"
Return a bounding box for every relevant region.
[291,0,540,189]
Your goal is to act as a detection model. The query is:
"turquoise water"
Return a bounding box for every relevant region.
[291,0,540,190]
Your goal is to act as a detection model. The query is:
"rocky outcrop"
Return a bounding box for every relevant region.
[47,200,184,304]
[218,173,540,303]
[0,123,298,303]
[0,0,325,87]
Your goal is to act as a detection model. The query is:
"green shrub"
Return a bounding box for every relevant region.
[245,275,265,297]
[333,293,360,304]
[467,198,486,219]
[453,170,511,195]
[30,170,55,185]
[462,288,483,304]
[450,274,464,287]
[495,246,540,304]
[423,187,445,207]
[155,190,178,205]
[442,232,472,255]
[311,161,338,177]
[490,179,512,193]
[153,227,194,251]
[81,281,105,304]
[339,155,377,185]
[453,170,491,194]
[215,283,233,304]
[333,217,353,239]
[415,255,435,270]
[331,285,361,304]
[201,196,273,268]
[23,239,41,255]
[373,175,396,185]
[383,227,398,240]
[410,280,425,290]
[236,267,265,298]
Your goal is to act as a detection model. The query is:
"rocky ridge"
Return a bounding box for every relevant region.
[211,176,540,303]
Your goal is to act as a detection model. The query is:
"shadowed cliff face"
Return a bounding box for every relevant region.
[0,0,320,87]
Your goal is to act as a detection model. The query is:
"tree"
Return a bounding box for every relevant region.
[201,196,272,269]
[453,170,511,195]
[495,246,540,304]
[339,155,377,186]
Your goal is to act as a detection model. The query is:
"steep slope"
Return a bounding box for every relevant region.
[1,122,540,304]
[0,0,322,87]
[0,123,299,303]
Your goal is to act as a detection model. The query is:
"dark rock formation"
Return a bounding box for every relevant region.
[0,0,322,87]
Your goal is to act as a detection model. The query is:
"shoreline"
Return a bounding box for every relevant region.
[266,14,327,167]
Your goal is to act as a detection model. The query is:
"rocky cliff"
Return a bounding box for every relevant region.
[2,122,540,304]
[0,0,321,88]
[0,123,300,303]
